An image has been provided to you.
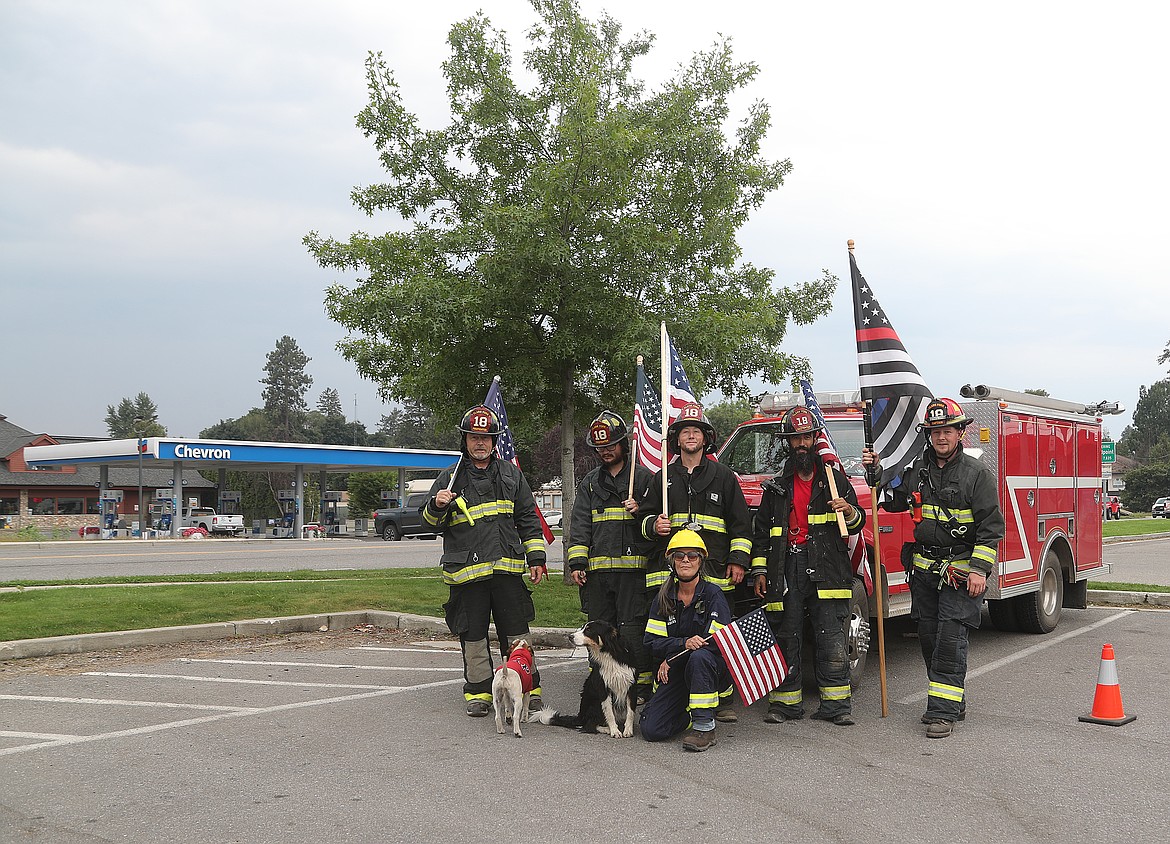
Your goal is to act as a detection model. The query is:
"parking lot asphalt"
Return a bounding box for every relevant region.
[2,605,1168,843]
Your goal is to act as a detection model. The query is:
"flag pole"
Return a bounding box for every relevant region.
[629,356,642,500]
[823,465,849,538]
[659,323,669,513]
[864,399,890,718]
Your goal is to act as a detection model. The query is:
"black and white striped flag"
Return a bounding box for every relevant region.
[850,252,933,488]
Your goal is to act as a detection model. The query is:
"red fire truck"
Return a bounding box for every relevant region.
[717,383,1119,678]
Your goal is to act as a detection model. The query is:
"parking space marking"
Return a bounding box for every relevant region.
[349,646,461,653]
[0,694,258,712]
[179,658,462,672]
[896,609,1135,705]
[1,730,81,741]
[84,672,402,690]
[0,676,468,758]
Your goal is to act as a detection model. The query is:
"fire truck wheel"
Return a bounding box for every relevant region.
[845,579,870,687]
[987,598,1020,632]
[1016,551,1064,634]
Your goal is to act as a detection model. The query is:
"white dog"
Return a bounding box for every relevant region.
[492,639,536,737]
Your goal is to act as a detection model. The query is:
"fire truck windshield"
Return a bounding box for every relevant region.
[719,419,867,477]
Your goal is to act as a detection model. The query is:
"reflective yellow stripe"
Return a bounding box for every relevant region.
[844,508,863,530]
[670,513,727,533]
[972,545,997,566]
[465,692,493,702]
[591,507,633,523]
[817,588,852,599]
[808,513,838,525]
[646,570,670,589]
[928,681,964,702]
[689,692,719,709]
[820,684,851,701]
[646,618,668,637]
[702,573,732,591]
[750,556,767,569]
[729,537,752,555]
[764,601,784,612]
[450,499,516,526]
[493,557,527,575]
[769,689,802,706]
[770,526,785,538]
[914,554,971,571]
[709,620,726,634]
[443,561,495,585]
[566,544,589,562]
[921,504,974,523]
[423,508,445,526]
[586,556,648,571]
[522,537,544,554]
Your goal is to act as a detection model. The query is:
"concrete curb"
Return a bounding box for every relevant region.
[1086,590,1170,608]
[0,610,577,661]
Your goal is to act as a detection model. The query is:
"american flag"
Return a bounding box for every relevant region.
[664,327,697,427]
[850,251,933,489]
[633,360,665,473]
[483,376,554,545]
[712,607,788,707]
[800,379,873,594]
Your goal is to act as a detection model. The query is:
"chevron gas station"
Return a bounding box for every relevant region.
[23,437,459,539]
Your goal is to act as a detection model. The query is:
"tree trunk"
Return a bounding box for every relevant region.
[560,367,576,585]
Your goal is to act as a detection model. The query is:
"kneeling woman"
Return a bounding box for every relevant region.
[640,530,732,751]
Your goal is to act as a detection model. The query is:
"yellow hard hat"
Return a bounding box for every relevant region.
[666,529,707,555]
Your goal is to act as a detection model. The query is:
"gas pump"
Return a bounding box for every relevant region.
[152,489,174,532]
[219,490,242,516]
[99,489,123,538]
[276,489,297,538]
[322,490,344,536]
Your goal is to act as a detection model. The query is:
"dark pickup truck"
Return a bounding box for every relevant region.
[373,492,438,541]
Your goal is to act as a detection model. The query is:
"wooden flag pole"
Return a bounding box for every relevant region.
[629,356,642,500]
[659,324,669,518]
[863,398,889,717]
[823,465,849,539]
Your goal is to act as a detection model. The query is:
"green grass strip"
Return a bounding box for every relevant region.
[1102,518,1170,538]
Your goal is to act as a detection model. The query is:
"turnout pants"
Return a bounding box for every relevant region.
[766,551,852,718]
[640,647,729,741]
[580,570,653,691]
[444,575,538,703]
[910,569,982,721]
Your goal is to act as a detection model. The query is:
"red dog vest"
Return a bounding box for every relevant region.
[498,648,535,694]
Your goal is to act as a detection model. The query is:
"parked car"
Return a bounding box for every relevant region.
[373,492,437,541]
[1104,496,1121,520]
[1153,496,1170,518]
[542,509,562,529]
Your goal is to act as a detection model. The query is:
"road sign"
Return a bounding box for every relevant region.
[1102,442,1116,464]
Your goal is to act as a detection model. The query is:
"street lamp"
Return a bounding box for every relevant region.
[134,415,157,539]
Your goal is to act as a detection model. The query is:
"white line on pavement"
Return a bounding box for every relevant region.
[0,694,258,712]
[179,658,462,672]
[83,672,401,690]
[1,730,80,741]
[896,609,1135,705]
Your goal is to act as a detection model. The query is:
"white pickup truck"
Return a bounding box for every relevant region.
[181,507,245,536]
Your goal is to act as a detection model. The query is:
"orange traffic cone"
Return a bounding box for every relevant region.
[1078,643,1136,726]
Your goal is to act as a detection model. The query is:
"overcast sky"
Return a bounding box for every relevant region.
[2,0,1166,442]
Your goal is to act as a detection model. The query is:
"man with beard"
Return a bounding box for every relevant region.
[750,406,864,726]
[640,401,752,722]
[567,410,657,702]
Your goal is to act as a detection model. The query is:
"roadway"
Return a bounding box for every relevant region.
[1,534,1166,586]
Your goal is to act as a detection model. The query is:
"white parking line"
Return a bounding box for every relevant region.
[1,730,80,741]
[896,609,1135,705]
[0,694,258,712]
[84,672,401,690]
[349,646,462,653]
[179,659,462,672]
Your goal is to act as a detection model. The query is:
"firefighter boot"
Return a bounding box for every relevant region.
[682,730,717,752]
[466,700,491,717]
[925,719,954,738]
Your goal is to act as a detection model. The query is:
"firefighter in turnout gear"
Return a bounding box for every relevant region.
[752,406,865,726]
[567,410,657,702]
[424,405,548,717]
[640,401,752,722]
[640,530,732,752]
[863,397,1005,738]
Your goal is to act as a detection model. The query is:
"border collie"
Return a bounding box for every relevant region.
[532,621,637,738]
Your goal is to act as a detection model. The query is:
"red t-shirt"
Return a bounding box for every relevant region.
[788,473,813,546]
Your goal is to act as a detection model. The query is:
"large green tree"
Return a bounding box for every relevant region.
[1118,379,1170,460]
[305,0,833,523]
[105,392,167,438]
[261,336,313,442]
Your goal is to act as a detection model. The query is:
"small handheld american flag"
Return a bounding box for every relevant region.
[712,607,788,707]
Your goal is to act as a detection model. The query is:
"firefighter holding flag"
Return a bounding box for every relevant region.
[751,406,865,727]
